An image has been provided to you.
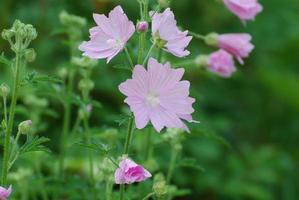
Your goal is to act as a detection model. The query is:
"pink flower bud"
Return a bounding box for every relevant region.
[0,185,12,200]
[223,0,263,22]
[208,50,236,78]
[218,33,254,64]
[114,158,151,184]
[136,21,149,33]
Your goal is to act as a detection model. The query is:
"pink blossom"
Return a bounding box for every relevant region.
[0,185,12,200]
[119,58,195,132]
[151,8,192,57]
[218,33,254,64]
[79,6,135,63]
[115,158,151,184]
[208,50,236,78]
[223,0,263,22]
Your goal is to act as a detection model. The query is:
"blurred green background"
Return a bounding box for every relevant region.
[0,0,299,199]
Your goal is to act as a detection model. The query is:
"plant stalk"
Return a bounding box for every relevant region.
[1,43,23,185]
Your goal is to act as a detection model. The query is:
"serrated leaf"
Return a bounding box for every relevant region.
[19,136,51,155]
[76,141,111,154]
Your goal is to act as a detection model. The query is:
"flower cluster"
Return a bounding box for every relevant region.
[79,0,262,188]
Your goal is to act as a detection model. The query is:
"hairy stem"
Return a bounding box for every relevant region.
[83,115,96,200]
[1,43,22,185]
[188,31,206,40]
[124,46,134,69]
[119,115,135,200]
[166,147,179,184]
[143,43,155,66]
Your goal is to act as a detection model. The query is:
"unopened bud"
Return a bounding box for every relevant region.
[157,0,170,8]
[153,173,168,198]
[1,29,14,41]
[78,78,94,92]
[204,32,219,47]
[59,11,86,28]
[136,21,149,33]
[24,49,36,62]
[58,67,68,79]
[0,83,10,97]
[71,56,97,68]
[195,55,209,68]
[18,120,32,134]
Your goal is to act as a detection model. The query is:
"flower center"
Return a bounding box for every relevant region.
[106,39,123,50]
[146,93,160,107]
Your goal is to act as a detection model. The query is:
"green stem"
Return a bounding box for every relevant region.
[59,61,75,177]
[143,43,155,66]
[124,47,134,69]
[8,130,22,169]
[119,115,135,200]
[142,192,155,200]
[144,128,152,161]
[1,45,22,186]
[83,115,96,200]
[188,31,206,40]
[119,184,125,200]
[166,147,179,184]
[124,116,134,155]
[138,33,146,64]
[106,181,113,200]
[3,96,7,125]
[174,59,195,68]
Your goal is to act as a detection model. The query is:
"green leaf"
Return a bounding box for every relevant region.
[112,64,131,71]
[176,158,205,172]
[0,52,12,67]
[114,114,131,126]
[19,136,51,155]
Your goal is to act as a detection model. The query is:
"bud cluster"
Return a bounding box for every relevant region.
[1,20,37,54]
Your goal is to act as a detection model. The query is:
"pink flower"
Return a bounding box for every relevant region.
[223,0,263,22]
[208,50,236,78]
[119,58,195,132]
[151,8,192,57]
[79,6,135,63]
[218,33,254,64]
[0,185,12,200]
[115,158,151,184]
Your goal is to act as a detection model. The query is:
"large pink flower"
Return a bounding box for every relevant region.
[0,185,12,200]
[218,33,254,64]
[223,0,263,22]
[119,58,195,132]
[151,8,192,57]
[115,158,151,184]
[79,6,135,63]
[208,49,236,78]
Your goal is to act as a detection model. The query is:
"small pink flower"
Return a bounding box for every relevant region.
[79,6,135,63]
[136,21,149,33]
[115,158,151,184]
[223,0,263,22]
[151,8,192,57]
[218,33,254,64]
[208,50,236,78]
[119,58,195,132]
[0,185,12,200]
